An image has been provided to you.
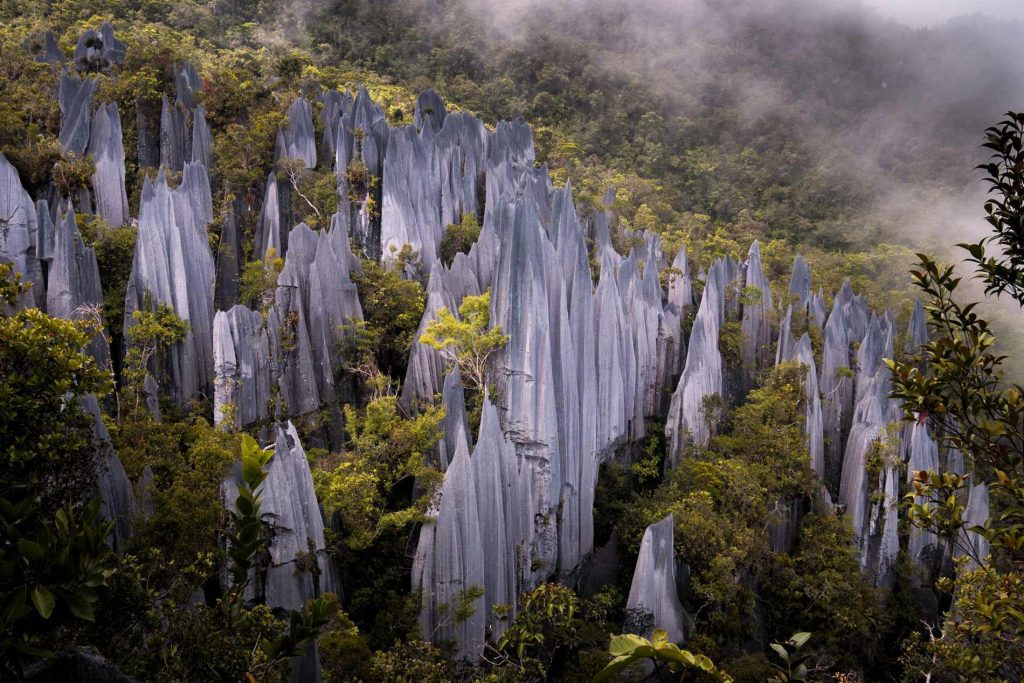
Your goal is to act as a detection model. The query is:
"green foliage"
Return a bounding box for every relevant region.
[617,365,821,662]
[761,514,884,671]
[767,632,812,683]
[369,639,453,682]
[0,265,115,676]
[80,217,136,340]
[439,212,481,267]
[313,394,443,552]
[120,300,189,415]
[239,247,284,313]
[489,584,620,682]
[225,434,274,592]
[353,258,425,377]
[420,289,509,396]
[594,629,731,682]
[964,112,1024,303]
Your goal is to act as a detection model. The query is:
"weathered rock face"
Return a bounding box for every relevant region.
[626,514,688,644]
[213,305,272,429]
[838,314,902,586]
[821,283,855,493]
[88,103,130,227]
[224,422,337,610]
[400,262,458,411]
[666,260,725,462]
[73,22,125,72]
[788,254,811,313]
[213,218,363,430]
[782,333,825,479]
[741,241,774,391]
[277,97,317,169]
[0,153,43,308]
[329,86,390,261]
[906,416,940,567]
[412,429,487,661]
[438,366,470,471]
[159,62,202,173]
[58,69,97,156]
[81,395,135,552]
[46,209,110,366]
[958,483,991,570]
[124,168,216,406]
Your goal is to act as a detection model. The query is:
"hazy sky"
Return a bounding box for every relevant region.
[862,0,1024,26]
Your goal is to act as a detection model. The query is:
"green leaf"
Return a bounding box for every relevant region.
[608,633,649,656]
[17,539,43,562]
[30,585,55,619]
[789,631,812,648]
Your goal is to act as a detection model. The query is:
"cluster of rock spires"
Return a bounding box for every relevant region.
[0,23,993,673]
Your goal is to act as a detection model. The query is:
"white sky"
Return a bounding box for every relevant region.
[862,0,1024,26]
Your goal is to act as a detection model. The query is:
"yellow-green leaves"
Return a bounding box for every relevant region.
[419,289,508,393]
[594,629,730,682]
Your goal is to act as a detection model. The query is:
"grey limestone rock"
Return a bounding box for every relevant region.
[0,153,42,308]
[58,70,96,155]
[191,105,212,170]
[626,514,688,644]
[787,334,825,479]
[741,240,773,390]
[278,97,317,169]
[438,366,470,471]
[958,483,990,570]
[88,103,130,227]
[666,260,725,462]
[124,168,216,406]
[906,417,940,568]
[81,395,135,552]
[213,306,272,429]
[788,254,811,314]
[401,262,458,411]
[412,429,486,661]
[223,423,338,612]
[46,208,110,366]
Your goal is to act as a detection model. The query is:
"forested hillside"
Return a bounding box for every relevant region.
[0,1,1022,681]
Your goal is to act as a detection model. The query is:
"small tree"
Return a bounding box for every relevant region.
[439,212,481,267]
[419,289,509,395]
[888,112,1024,680]
[120,300,189,415]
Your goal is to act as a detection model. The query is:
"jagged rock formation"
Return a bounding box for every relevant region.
[88,103,130,227]
[81,395,135,551]
[781,333,825,479]
[74,22,125,72]
[626,514,688,643]
[28,31,64,65]
[159,63,202,173]
[666,259,726,461]
[124,168,216,405]
[905,417,940,567]
[400,262,459,411]
[438,366,470,471]
[838,314,902,585]
[277,97,317,169]
[379,99,488,270]
[330,86,391,260]
[223,422,337,610]
[412,428,487,661]
[58,69,96,156]
[213,219,363,429]
[958,483,991,570]
[741,241,773,391]
[45,208,110,366]
[0,153,42,308]
[788,254,811,313]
